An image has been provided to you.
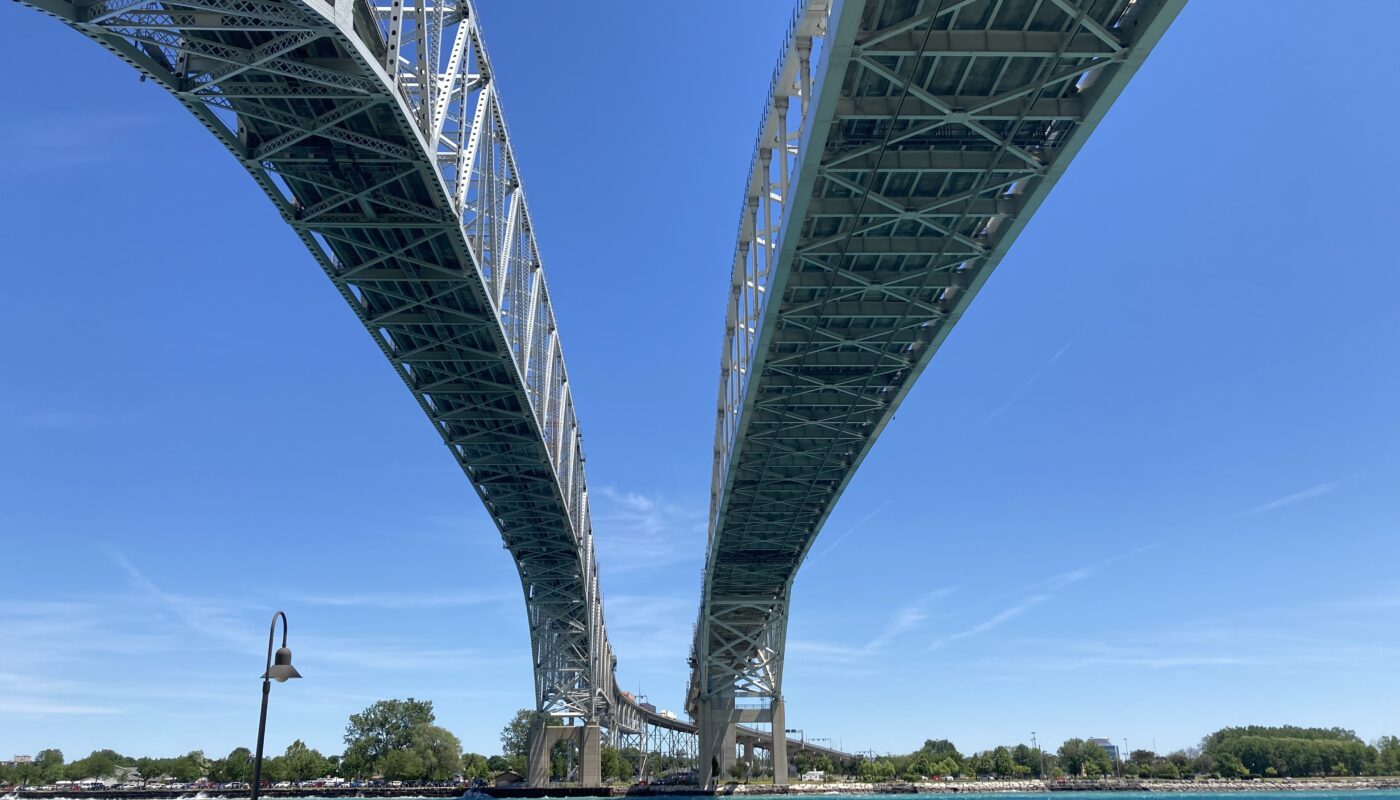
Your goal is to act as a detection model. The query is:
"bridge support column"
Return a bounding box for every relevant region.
[579,723,602,786]
[527,720,548,787]
[527,719,554,788]
[771,697,788,786]
[697,693,735,787]
[529,722,603,787]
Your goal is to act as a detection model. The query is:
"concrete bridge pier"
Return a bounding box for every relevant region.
[770,697,788,786]
[697,692,736,787]
[528,721,602,787]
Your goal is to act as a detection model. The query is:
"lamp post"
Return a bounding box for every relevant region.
[1032,732,1045,779]
[250,611,301,800]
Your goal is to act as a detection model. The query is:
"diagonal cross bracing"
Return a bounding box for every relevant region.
[20,0,631,733]
[693,0,1184,786]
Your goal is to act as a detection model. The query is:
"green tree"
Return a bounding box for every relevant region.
[280,741,330,782]
[35,750,65,784]
[342,698,436,777]
[919,739,963,766]
[1215,752,1247,778]
[1058,739,1114,778]
[1011,744,1042,777]
[168,751,208,783]
[67,750,131,780]
[728,761,748,782]
[209,748,252,783]
[461,753,490,781]
[500,709,538,758]
[600,747,628,783]
[990,746,1015,778]
[1375,737,1400,775]
[379,749,426,781]
[411,724,462,781]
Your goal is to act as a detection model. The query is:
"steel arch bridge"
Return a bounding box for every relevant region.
[14,0,641,778]
[691,0,1184,786]
[13,0,1186,787]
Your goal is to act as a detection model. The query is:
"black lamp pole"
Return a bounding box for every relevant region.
[251,611,301,800]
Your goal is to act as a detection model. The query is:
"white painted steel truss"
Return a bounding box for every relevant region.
[694,0,1185,781]
[17,0,623,728]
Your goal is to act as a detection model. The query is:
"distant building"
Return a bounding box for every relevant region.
[108,766,142,784]
[13,756,33,765]
[493,770,523,787]
[1089,739,1120,762]
[802,770,827,782]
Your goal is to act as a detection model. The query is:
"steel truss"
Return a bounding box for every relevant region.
[693,0,1184,787]
[19,0,626,733]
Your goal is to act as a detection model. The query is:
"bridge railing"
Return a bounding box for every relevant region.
[711,0,833,535]
[356,1,596,543]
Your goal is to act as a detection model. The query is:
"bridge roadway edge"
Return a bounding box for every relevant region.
[11,0,638,782]
[696,0,1187,788]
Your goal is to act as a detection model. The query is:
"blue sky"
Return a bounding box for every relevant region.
[2,0,1398,764]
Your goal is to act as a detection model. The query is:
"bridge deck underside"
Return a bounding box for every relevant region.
[704,0,1183,692]
[26,0,613,722]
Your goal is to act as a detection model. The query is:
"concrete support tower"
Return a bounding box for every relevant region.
[528,721,603,787]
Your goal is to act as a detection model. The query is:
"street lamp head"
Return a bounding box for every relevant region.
[263,646,302,682]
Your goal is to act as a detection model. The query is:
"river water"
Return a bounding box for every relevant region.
[734,794,1400,800]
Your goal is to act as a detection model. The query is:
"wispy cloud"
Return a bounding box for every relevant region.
[932,593,1049,649]
[0,699,124,716]
[961,335,1083,437]
[602,594,695,663]
[807,500,891,563]
[862,587,956,653]
[976,623,1400,677]
[925,543,1160,650]
[292,589,514,610]
[110,550,261,652]
[1237,481,1339,517]
[593,487,705,572]
[944,542,1159,622]
[787,587,957,672]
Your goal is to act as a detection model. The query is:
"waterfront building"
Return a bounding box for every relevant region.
[12,756,33,765]
[493,770,523,787]
[1089,738,1120,762]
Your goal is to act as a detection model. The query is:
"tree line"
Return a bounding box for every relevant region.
[0,699,469,787]
[817,727,1400,782]
[0,701,675,787]
[8,716,1400,787]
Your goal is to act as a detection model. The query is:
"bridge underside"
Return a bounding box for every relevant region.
[21,0,625,773]
[695,0,1185,787]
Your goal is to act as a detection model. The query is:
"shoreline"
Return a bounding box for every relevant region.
[7,779,1400,798]
[769,778,1400,794]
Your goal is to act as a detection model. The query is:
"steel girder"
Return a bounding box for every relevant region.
[693,0,1185,752]
[18,0,624,728]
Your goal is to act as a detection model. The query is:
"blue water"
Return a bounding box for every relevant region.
[731,794,1400,800]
